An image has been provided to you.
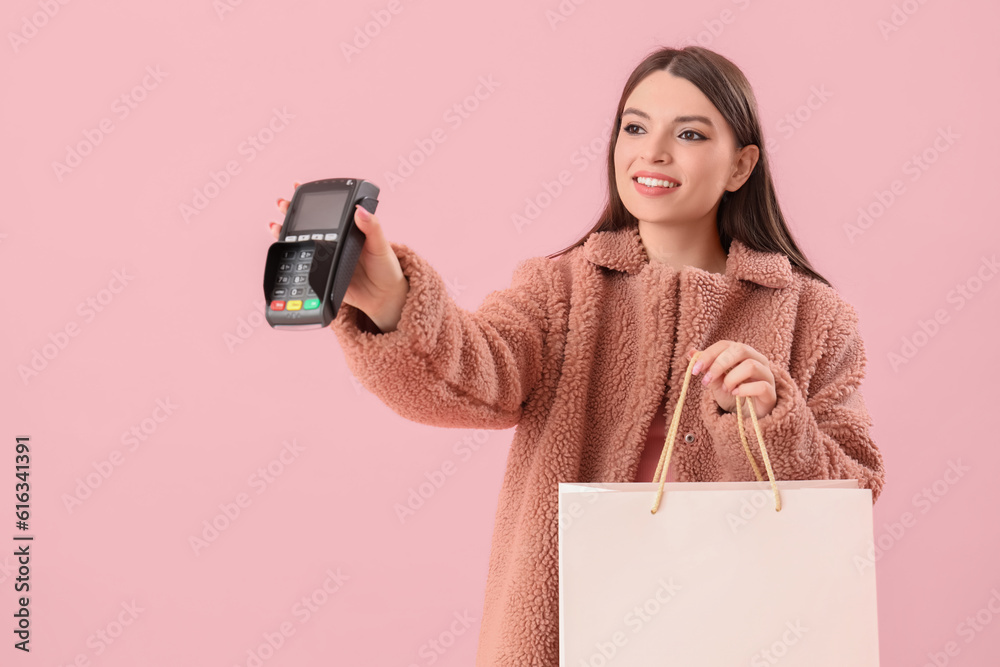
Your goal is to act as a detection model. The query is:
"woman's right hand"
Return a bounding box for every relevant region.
[268,182,410,332]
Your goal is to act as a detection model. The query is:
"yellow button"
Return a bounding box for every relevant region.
[286,300,303,311]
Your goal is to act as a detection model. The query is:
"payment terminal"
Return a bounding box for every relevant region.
[263,178,379,329]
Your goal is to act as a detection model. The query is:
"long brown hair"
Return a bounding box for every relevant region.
[547,46,830,287]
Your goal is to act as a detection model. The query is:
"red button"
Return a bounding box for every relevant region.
[270,301,286,311]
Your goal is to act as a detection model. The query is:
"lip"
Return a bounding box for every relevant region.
[632,171,681,197]
[632,171,680,185]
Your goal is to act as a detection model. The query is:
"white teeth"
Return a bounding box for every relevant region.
[636,176,679,188]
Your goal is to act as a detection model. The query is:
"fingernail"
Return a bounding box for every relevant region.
[276,198,283,206]
[692,361,702,375]
[702,372,712,385]
[355,205,370,220]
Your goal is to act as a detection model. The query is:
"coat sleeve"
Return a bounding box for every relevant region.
[700,299,887,503]
[328,241,551,430]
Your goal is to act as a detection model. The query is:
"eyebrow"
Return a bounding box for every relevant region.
[622,107,715,128]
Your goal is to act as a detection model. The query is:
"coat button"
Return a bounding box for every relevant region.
[684,433,696,443]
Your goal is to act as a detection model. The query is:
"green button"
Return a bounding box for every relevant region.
[303,298,320,310]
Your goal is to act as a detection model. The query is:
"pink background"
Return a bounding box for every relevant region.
[2,0,998,664]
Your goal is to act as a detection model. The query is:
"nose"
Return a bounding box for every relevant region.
[642,132,674,164]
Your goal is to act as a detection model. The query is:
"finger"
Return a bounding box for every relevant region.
[738,344,767,371]
[278,182,300,211]
[722,359,760,394]
[355,205,380,232]
[732,381,774,419]
[704,342,763,387]
[685,348,701,372]
[732,379,770,398]
[714,342,747,377]
[268,221,281,240]
[691,341,725,375]
[722,358,763,391]
[354,205,389,254]
[697,341,739,384]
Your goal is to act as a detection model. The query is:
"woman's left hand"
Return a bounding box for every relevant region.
[686,341,777,419]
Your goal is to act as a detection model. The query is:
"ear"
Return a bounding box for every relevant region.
[727,144,760,192]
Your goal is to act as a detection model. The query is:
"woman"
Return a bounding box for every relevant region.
[267,45,886,667]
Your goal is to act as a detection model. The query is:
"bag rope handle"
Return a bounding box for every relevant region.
[650,350,782,514]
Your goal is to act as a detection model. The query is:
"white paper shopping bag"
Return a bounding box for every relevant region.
[558,352,880,666]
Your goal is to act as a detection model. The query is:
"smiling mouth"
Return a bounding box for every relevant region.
[634,176,680,189]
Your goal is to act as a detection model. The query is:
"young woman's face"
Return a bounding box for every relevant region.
[614,70,746,228]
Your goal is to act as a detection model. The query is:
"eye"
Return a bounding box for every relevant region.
[680,130,707,141]
[621,124,707,141]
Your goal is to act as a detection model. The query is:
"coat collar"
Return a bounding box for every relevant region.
[582,225,793,288]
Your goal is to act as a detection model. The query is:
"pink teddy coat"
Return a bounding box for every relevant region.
[330,224,887,666]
